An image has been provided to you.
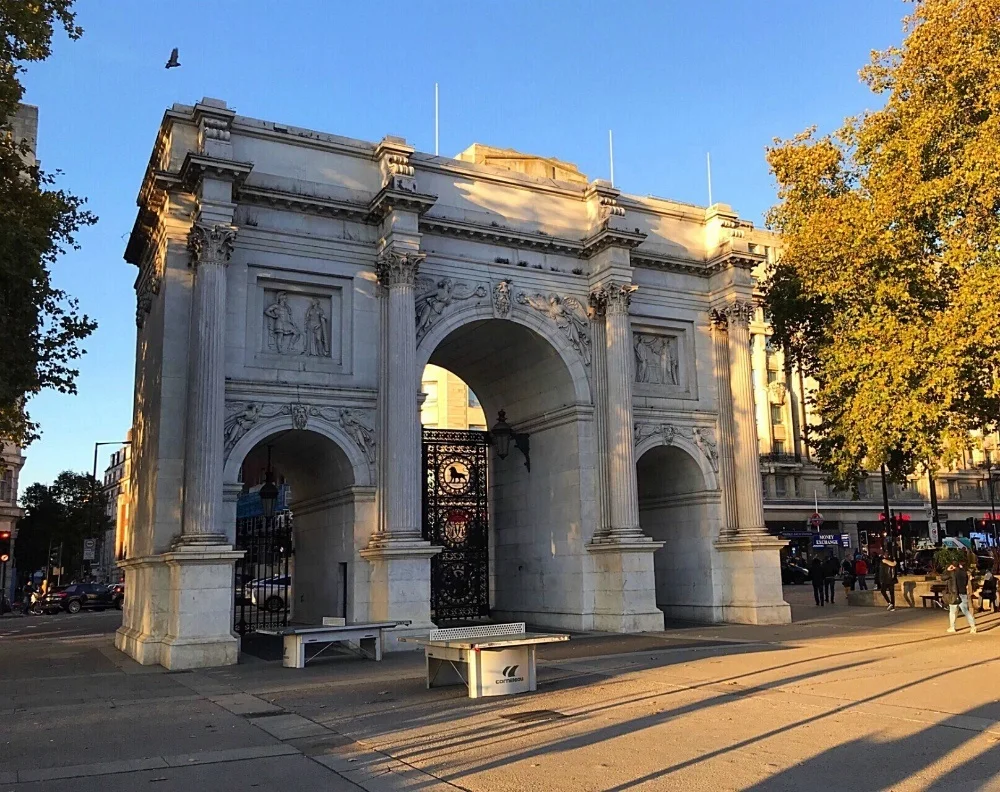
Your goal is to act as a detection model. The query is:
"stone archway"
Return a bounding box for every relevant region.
[229,424,375,628]
[422,314,595,630]
[637,442,724,623]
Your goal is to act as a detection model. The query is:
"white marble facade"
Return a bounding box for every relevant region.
[118,97,789,669]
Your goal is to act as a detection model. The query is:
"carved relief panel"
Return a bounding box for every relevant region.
[245,267,353,374]
[630,321,696,399]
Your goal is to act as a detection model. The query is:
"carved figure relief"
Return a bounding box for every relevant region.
[633,333,680,386]
[262,291,334,357]
[290,404,309,431]
[516,292,592,365]
[414,277,487,341]
[492,280,512,319]
[303,298,330,357]
[692,427,719,472]
[335,408,376,464]
[634,422,676,447]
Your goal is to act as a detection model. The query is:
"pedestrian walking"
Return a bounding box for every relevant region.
[809,557,825,606]
[943,561,976,633]
[841,557,856,591]
[823,553,840,603]
[879,555,897,611]
[977,571,996,613]
[854,556,869,590]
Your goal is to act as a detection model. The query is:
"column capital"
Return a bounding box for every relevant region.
[711,299,755,329]
[589,281,637,316]
[188,223,236,268]
[376,248,425,288]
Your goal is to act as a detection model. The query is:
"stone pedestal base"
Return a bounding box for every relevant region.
[360,539,441,651]
[587,538,665,633]
[115,541,244,670]
[714,535,791,625]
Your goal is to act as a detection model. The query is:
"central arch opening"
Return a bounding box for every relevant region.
[422,317,590,629]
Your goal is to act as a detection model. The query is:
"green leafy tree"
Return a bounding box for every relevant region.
[764,0,1000,490]
[14,470,107,581]
[0,1,96,448]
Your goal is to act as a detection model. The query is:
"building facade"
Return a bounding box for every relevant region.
[99,437,131,582]
[119,97,789,670]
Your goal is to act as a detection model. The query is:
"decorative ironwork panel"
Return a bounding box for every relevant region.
[422,428,490,621]
[233,510,293,636]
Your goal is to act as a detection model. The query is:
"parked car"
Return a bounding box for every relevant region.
[37,583,118,614]
[246,575,292,612]
[109,583,124,609]
[781,558,810,585]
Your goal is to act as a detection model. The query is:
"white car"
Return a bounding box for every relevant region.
[246,575,292,612]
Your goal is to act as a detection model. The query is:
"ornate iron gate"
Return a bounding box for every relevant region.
[234,511,292,636]
[422,429,490,621]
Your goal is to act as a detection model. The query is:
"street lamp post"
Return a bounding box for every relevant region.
[984,450,997,547]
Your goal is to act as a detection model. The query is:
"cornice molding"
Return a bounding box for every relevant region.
[419,215,582,256]
[366,185,437,222]
[705,249,766,274]
[581,227,646,259]
[236,183,370,222]
[630,251,712,277]
[177,152,253,191]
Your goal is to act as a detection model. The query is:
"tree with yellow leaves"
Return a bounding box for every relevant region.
[765,0,1000,491]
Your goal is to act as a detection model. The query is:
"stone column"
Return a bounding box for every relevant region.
[181,223,236,544]
[599,282,643,539]
[585,281,663,633]
[710,314,739,535]
[588,301,611,541]
[752,333,772,451]
[372,249,424,545]
[723,300,767,535]
[361,247,439,642]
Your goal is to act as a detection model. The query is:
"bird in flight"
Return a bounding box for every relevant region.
[165,48,180,69]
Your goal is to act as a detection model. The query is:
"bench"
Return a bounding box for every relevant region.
[402,623,569,699]
[921,593,943,608]
[259,619,410,669]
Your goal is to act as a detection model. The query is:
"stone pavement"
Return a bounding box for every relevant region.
[2,589,999,791]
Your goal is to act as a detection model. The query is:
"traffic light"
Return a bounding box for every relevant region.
[0,529,10,563]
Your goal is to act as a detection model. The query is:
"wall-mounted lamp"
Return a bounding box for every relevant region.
[489,410,531,472]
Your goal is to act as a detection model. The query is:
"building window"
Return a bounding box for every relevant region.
[772,440,785,455]
[775,476,788,497]
[767,369,779,385]
[422,382,438,403]
[0,470,11,502]
[947,480,960,499]
[770,405,784,425]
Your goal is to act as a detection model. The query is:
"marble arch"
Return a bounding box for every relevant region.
[117,97,790,670]
[416,301,594,408]
[634,431,719,495]
[223,412,373,487]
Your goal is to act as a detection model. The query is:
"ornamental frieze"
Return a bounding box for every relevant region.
[633,421,719,474]
[223,401,376,465]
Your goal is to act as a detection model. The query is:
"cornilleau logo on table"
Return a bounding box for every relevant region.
[497,665,523,684]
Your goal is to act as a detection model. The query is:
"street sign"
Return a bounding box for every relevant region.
[839,534,851,548]
[807,512,824,529]
[929,522,940,543]
[83,538,96,562]
[937,512,948,521]
[813,533,839,548]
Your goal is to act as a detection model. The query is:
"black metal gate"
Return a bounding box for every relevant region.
[234,512,292,636]
[422,429,490,621]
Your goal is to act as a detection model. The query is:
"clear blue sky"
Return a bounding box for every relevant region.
[18,0,907,487]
